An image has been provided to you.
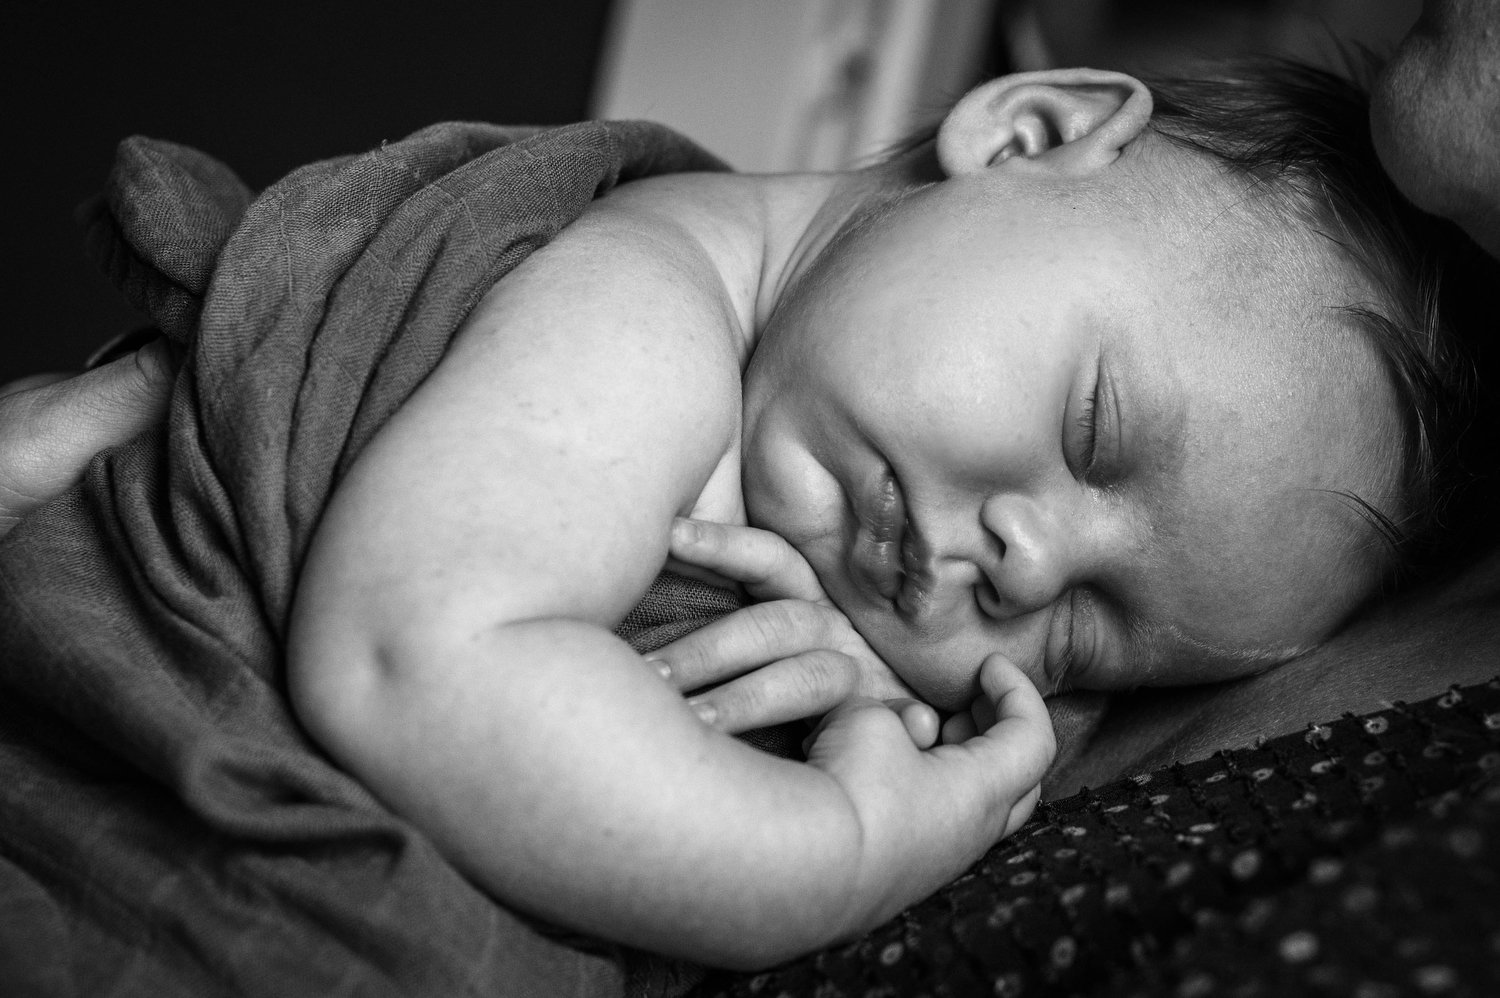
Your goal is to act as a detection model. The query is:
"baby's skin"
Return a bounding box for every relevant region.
[284,67,1401,968]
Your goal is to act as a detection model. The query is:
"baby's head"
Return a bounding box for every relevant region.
[740,60,1488,709]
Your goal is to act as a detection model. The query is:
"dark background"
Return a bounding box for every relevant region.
[3,1,612,382]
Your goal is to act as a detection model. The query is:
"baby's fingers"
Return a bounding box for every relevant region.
[888,698,940,749]
[650,599,850,693]
[669,518,825,603]
[954,653,1055,831]
[977,652,1055,769]
[686,649,861,733]
[802,698,940,755]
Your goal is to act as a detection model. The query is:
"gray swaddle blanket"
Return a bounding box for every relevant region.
[0,119,727,998]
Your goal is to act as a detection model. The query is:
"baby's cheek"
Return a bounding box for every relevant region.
[742,447,839,543]
[878,637,986,714]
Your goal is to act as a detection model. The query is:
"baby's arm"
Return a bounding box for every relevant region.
[286,188,1053,968]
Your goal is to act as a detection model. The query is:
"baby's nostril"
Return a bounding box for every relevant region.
[975,575,1004,617]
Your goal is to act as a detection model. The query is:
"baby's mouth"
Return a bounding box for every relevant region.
[850,467,905,600]
[850,467,935,617]
[894,524,935,619]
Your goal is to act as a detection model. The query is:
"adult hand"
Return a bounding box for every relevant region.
[650,517,942,747]
[0,337,175,537]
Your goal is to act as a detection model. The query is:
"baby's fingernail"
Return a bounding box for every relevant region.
[689,700,717,726]
[645,656,671,680]
[672,518,701,545]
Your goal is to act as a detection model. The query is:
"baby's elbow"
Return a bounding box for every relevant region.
[285,591,446,770]
[285,608,385,767]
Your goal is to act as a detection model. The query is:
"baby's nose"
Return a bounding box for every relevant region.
[978,493,1074,617]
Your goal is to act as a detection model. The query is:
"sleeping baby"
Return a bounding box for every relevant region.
[0,60,1482,972]
[280,61,1478,967]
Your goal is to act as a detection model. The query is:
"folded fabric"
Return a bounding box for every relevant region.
[0,120,725,998]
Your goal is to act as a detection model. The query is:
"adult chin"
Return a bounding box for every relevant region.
[1370,2,1500,257]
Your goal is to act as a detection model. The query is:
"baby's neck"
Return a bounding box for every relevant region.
[625,162,917,364]
[744,168,909,334]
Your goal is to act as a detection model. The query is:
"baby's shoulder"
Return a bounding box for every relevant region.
[435,170,756,475]
[592,171,764,242]
[578,173,768,344]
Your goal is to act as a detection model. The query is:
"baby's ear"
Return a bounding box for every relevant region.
[937,68,1153,178]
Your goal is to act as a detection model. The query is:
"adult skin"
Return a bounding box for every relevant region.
[0,338,174,537]
[1370,0,1500,257]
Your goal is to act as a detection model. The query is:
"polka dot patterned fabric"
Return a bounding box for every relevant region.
[681,677,1500,998]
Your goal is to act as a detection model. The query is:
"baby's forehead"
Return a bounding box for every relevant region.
[1111,135,1341,270]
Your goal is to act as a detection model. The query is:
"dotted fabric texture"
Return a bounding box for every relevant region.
[690,677,1500,998]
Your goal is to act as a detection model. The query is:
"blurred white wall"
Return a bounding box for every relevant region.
[592,0,997,171]
[594,0,1423,172]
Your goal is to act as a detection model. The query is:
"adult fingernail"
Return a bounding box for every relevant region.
[689,700,717,726]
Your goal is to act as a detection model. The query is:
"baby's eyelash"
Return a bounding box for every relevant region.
[1055,623,1077,691]
[1078,388,1100,472]
[1056,587,1096,691]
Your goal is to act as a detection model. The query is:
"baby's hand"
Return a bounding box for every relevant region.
[805,652,1054,931]
[651,517,940,747]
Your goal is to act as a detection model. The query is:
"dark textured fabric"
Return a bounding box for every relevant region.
[695,677,1500,998]
[0,120,724,998]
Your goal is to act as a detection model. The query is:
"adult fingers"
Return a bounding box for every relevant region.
[20,338,174,447]
[0,340,176,537]
[649,599,847,693]
[685,649,860,733]
[0,373,70,400]
[668,517,826,602]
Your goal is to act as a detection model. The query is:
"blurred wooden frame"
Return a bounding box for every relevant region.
[592,0,998,172]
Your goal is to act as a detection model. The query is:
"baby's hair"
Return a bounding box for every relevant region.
[1137,58,1498,583]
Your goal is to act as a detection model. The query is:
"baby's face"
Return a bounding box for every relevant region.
[740,144,1403,710]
